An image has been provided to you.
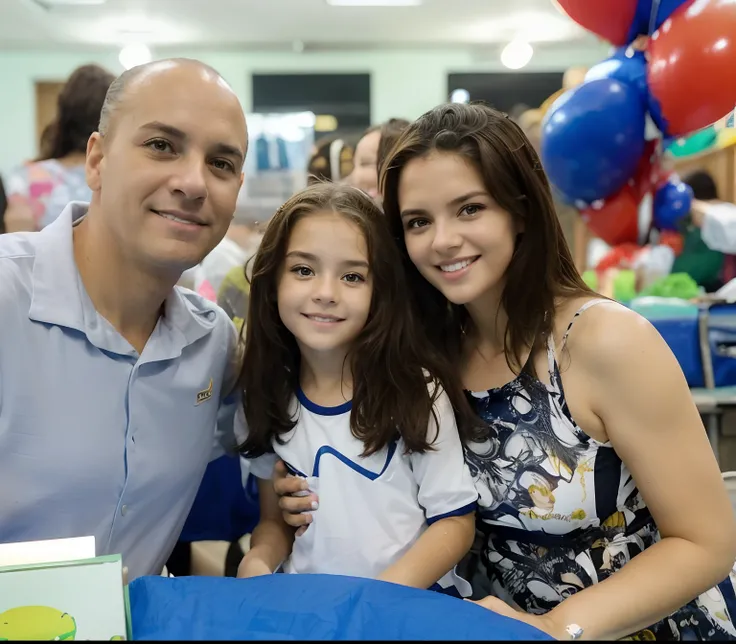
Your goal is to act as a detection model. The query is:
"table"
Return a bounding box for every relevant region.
[691,386,736,463]
[647,306,736,463]
[128,574,552,640]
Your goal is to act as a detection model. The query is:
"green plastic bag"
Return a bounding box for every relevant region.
[582,269,637,302]
[640,272,700,299]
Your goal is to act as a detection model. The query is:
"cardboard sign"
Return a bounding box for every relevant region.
[0,552,130,640]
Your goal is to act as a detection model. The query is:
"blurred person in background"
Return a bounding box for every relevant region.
[0,176,7,234]
[182,210,266,303]
[346,118,410,200]
[213,213,269,330]
[563,66,588,90]
[3,64,114,233]
[38,121,57,161]
[346,124,381,198]
[670,170,727,292]
[377,118,411,172]
[307,136,354,185]
[688,171,736,258]
[508,103,531,123]
[517,109,542,153]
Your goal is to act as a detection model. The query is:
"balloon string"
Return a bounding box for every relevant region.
[648,0,662,35]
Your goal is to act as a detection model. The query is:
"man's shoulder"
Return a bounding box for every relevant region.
[0,230,39,261]
[0,231,38,296]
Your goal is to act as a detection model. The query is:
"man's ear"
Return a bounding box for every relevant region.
[85,132,104,192]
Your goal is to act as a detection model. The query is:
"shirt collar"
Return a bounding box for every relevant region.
[29,201,219,360]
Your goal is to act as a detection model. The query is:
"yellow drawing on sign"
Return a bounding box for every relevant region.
[0,605,77,641]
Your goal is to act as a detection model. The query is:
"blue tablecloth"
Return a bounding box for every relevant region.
[129,574,552,640]
[651,316,703,386]
[648,306,736,388]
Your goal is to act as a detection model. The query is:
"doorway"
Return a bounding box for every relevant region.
[35,81,65,156]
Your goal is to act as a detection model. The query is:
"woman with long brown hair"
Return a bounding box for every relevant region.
[3,64,114,232]
[274,103,736,640]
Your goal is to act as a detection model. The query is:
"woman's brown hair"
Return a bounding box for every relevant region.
[238,182,478,458]
[379,102,593,375]
[42,64,115,161]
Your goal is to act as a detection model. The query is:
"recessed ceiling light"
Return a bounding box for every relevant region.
[501,40,534,70]
[119,43,152,70]
[326,0,423,6]
[32,0,107,6]
[450,89,470,104]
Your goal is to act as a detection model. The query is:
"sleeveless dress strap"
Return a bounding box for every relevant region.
[543,298,611,392]
[560,298,611,351]
[545,333,558,382]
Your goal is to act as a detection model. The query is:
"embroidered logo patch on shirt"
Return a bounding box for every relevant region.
[196,378,214,405]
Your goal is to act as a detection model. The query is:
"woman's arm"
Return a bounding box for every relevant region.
[237,476,295,577]
[693,200,736,254]
[378,512,475,588]
[481,303,736,640]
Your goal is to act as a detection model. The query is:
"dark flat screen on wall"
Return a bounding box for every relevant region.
[252,73,371,135]
[448,72,564,113]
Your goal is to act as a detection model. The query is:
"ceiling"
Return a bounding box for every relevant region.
[1,0,595,51]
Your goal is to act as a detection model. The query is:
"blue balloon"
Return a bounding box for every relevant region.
[585,48,648,106]
[654,178,693,231]
[541,78,646,204]
[628,0,691,40]
[649,89,671,138]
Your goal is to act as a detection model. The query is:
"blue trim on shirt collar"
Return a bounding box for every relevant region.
[426,501,477,525]
[283,461,308,478]
[296,387,352,416]
[312,440,397,479]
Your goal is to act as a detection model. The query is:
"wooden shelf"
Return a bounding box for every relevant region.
[672,141,736,203]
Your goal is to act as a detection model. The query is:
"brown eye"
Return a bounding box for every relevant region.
[146,139,173,153]
[460,204,483,216]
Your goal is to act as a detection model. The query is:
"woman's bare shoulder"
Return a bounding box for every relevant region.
[555,296,669,375]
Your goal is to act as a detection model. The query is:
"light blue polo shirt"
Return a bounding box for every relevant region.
[0,202,241,580]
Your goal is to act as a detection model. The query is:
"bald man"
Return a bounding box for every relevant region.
[0,59,248,580]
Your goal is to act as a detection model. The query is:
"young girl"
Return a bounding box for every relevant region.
[236,182,478,595]
[276,104,736,640]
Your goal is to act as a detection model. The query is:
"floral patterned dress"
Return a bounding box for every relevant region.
[5,159,90,230]
[465,299,736,640]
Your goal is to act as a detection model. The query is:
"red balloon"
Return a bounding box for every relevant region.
[552,0,637,46]
[648,0,736,136]
[630,139,661,201]
[581,185,640,246]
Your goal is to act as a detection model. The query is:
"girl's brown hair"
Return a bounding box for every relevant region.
[380,102,593,375]
[238,182,477,458]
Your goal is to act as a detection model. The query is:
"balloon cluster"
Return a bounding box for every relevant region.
[542,0,736,247]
